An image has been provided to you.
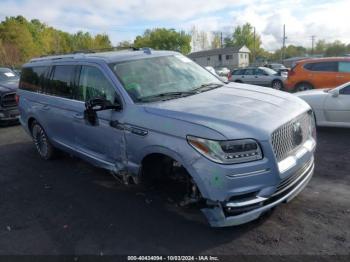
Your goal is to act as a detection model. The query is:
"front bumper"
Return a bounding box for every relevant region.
[202,156,314,227]
[0,107,20,122]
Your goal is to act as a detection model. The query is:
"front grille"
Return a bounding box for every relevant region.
[273,158,313,196]
[0,92,17,108]
[271,112,312,162]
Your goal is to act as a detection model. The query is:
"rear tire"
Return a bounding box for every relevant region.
[31,121,56,160]
[296,82,313,92]
[271,79,283,90]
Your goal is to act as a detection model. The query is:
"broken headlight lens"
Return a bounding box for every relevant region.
[187,136,263,164]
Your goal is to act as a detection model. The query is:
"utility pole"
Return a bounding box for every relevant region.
[253,27,256,64]
[311,35,316,56]
[220,32,223,48]
[281,24,287,64]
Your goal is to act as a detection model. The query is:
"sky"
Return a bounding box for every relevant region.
[0,0,349,51]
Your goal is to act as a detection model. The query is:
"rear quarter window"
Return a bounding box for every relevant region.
[233,69,244,75]
[20,66,48,92]
[338,62,350,73]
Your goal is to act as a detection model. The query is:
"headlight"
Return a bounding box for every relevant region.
[187,136,263,164]
[309,111,317,139]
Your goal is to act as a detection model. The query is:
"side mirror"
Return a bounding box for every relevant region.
[84,97,122,126]
[331,89,339,98]
[85,97,121,112]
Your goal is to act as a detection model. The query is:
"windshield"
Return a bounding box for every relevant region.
[271,64,286,69]
[0,69,19,82]
[262,67,278,75]
[110,55,223,102]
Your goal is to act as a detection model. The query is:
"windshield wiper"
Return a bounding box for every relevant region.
[192,83,223,93]
[136,91,197,102]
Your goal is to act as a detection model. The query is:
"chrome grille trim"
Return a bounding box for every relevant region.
[272,158,314,197]
[0,92,17,108]
[271,112,312,162]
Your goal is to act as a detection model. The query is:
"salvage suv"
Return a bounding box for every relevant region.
[18,49,316,227]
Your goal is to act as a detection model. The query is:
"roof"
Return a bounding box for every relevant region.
[25,49,179,66]
[295,57,350,64]
[188,46,250,58]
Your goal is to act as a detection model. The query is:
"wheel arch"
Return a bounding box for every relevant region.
[136,145,209,198]
[295,81,314,90]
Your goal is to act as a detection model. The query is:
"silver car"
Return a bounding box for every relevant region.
[230,67,286,90]
[18,50,316,227]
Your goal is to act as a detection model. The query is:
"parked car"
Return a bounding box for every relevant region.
[18,50,316,227]
[13,69,21,77]
[205,66,228,82]
[230,67,286,90]
[285,57,350,92]
[264,63,289,77]
[215,67,230,76]
[295,82,350,128]
[0,68,20,124]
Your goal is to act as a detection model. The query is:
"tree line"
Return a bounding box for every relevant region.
[1,16,349,67]
[0,16,112,67]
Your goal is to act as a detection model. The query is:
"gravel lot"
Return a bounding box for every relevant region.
[0,124,349,256]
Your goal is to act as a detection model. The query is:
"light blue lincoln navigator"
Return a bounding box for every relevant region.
[18,49,316,227]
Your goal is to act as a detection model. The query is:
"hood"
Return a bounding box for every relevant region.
[294,88,330,97]
[0,80,19,93]
[143,83,310,140]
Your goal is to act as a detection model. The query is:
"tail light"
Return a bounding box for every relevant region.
[288,69,295,78]
[15,94,20,104]
[227,71,232,80]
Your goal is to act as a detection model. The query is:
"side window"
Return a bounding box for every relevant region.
[340,85,350,95]
[233,69,242,75]
[20,66,47,92]
[338,62,350,73]
[255,69,265,75]
[48,65,76,98]
[304,63,313,70]
[77,66,116,103]
[304,62,337,72]
[244,69,254,75]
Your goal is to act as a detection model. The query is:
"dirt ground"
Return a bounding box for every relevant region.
[0,125,349,256]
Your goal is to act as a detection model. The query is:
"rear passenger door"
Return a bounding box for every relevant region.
[304,62,338,88]
[39,64,78,147]
[72,64,125,168]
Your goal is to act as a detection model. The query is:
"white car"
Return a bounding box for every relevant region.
[205,66,228,82]
[295,82,350,128]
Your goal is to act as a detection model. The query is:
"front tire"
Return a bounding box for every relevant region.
[271,79,283,90]
[31,121,56,160]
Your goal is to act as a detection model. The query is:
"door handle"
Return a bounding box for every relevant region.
[255,76,258,78]
[74,113,84,120]
[41,104,50,111]
[336,75,344,78]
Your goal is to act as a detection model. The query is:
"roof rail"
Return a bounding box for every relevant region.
[28,46,154,63]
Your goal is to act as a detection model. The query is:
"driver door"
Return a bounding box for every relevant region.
[73,64,126,168]
[324,85,350,126]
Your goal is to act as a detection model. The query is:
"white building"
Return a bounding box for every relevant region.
[188,46,250,69]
